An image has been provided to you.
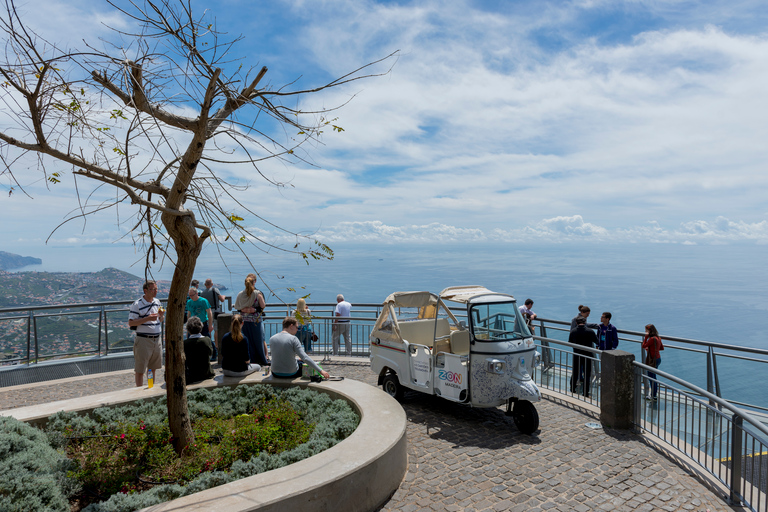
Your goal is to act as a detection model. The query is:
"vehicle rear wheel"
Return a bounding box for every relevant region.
[382,373,404,400]
[512,400,539,435]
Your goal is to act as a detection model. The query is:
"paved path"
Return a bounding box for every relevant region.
[0,361,739,512]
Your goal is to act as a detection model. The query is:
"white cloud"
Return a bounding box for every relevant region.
[4,0,768,258]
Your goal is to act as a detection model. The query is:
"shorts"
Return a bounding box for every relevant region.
[134,335,162,374]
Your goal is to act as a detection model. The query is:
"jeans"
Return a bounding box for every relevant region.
[647,357,661,398]
[298,326,312,352]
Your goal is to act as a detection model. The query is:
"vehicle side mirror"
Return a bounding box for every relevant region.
[459,320,467,330]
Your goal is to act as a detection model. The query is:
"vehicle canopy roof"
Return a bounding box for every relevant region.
[383,291,439,308]
[439,285,515,304]
[370,291,458,344]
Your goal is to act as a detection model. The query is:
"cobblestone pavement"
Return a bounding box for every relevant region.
[0,361,738,512]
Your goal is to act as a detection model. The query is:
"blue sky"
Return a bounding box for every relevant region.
[4,0,768,261]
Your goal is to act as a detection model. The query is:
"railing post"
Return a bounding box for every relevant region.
[26,311,32,364]
[32,313,39,364]
[711,348,722,399]
[538,320,552,370]
[633,365,642,433]
[97,305,104,356]
[104,307,110,355]
[706,346,720,409]
[729,414,743,506]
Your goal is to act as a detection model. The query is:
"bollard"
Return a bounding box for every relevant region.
[600,350,635,429]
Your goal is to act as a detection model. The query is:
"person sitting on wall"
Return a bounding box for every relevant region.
[183,316,215,384]
[270,316,329,379]
[221,314,261,377]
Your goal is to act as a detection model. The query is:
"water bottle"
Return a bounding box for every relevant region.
[147,369,154,389]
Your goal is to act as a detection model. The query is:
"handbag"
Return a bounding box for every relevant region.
[645,336,659,367]
[311,333,319,342]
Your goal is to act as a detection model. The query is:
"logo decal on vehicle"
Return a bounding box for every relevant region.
[438,369,462,384]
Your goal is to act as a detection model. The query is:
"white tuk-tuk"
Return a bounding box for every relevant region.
[370,286,541,434]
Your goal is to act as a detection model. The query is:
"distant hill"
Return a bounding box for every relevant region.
[0,267,171,308]
[0,251,42,270]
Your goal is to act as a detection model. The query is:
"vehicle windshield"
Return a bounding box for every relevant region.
[469,301,531,341]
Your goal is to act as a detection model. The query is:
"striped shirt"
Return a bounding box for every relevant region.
[129,296,162,336]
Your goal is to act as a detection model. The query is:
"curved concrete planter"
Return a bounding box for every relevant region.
[2,373,408,512]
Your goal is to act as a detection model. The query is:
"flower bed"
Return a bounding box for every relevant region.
[0,384,359,512]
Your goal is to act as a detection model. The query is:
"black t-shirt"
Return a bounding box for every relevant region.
[221,332,250,372]
[183,336,214,383]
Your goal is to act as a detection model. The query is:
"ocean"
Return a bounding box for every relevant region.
[12,241,768,409]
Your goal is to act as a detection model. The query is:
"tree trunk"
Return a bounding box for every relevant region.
[163,212,204,454]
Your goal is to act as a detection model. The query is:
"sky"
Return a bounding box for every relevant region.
[3,0,768,264]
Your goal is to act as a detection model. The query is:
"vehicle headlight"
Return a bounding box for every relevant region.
[486,359,505,374]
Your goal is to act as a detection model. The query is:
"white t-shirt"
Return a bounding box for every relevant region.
[335,300,351,321]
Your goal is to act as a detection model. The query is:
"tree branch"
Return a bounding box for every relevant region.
[91,65,198,132]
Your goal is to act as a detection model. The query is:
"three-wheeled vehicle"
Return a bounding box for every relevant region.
[370,285,542,434]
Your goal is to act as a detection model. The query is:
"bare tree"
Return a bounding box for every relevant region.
[0,0,393,452]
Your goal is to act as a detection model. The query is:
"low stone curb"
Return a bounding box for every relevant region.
[1,372,408,512]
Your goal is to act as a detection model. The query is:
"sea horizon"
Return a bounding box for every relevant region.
[5,240,768,410]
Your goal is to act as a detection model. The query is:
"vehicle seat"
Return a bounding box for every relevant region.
[398,318,451,347]
[451,329,470,355]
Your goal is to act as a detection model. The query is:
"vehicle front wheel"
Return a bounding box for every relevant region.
[382,373,404,400]
[512,400,539,435]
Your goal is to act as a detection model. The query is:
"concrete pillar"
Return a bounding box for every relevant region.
[216,314,232,365]
[600,350,635,429]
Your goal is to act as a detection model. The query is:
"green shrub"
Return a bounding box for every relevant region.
[40,384,360,512]
[0,416,79,512]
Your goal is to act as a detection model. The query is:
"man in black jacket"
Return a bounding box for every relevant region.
[183,316,215,384]
[569,316,597,397]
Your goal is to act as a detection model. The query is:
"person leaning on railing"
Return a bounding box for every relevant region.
[642,324,664,401]
[292,298,313,353]
[569,316,597,398]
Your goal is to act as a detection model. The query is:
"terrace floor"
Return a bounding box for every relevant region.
[0,359,743,512]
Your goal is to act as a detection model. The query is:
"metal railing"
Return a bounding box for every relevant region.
[635,361,768,511]
[0,300,385,367]
[532,336,602,408]
[260,303,382,359]
[533,316,768,415]
[2,298,767,509]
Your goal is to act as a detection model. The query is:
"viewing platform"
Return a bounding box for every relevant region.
[0,359,746,511]
[1,300,766,510]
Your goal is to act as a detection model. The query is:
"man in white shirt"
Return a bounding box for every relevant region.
[332,294,352,356]
[128,281,165,387]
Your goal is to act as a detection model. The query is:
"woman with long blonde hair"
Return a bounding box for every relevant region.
[292,297,313,352]
[221,314,260,377]
[233,273,269,366]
